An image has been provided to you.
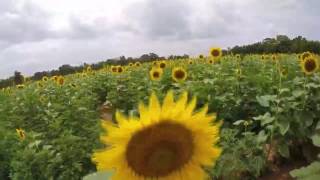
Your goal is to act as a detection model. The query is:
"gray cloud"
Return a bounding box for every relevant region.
[1,0,320,79]
[0,1,55,48]
[125,0,241,40]
[126,0,192,40]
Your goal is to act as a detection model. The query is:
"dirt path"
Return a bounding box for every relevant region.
[99,105,114,122]
[259,161,307,180]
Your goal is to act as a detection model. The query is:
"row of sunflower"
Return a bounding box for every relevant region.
[0,50,320,180]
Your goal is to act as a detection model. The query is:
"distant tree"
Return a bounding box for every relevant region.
[33,71,50,81]
[13,71,24,85]
[149,53,159,61]
[230,35,320,55]
[59,64,75,75]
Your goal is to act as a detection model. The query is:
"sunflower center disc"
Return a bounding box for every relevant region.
[153,72,160,78]
[174,70,185,80]
[305,59,316,72]
[160,63,166,68]
[126,121,194,177]
[211,50,220,57]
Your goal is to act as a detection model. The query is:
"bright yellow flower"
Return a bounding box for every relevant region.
[42,76,49,82]
[209,47,222,58]
[149,68,163,81]
[52,76,59,82]
[87,66,92,73]
[92,91,222,180]
[111,66,118,73]
[135,62,142,67]
[159,61,167,69]
[207,59,214,64]
[117,66,124,73]
[57,76,65,85]
[301,56,319,75]
[172,67,187,82]
[301,52,312,61]
[16,128,25,140]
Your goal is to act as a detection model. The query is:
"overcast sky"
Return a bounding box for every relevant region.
[0,0,319,79]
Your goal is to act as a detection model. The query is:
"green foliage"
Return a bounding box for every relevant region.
[231,35,320,54]
[0,76,102,179]
[290,162,320,180]
[1,54,320,179]
[209,129,267,180]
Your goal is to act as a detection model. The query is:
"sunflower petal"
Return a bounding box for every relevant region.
[175,91,188,112]
[185,96,197,116]
[115,111,127,126]
[148,91,161,121]
[138,102,148,120]
[161,90,175,117]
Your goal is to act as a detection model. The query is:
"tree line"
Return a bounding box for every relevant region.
[1,35,320,89]
[229,35,320,54]
[0,53,189,88]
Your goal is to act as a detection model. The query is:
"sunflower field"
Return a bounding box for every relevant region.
[1,51,320,180]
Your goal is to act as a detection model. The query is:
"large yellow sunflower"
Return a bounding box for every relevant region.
[135,62,142,67]
[16,84,25,89]
[42,76,49,82]
[172,67,187,82]
[111,66,118,73]
[57,76,65,85]
[301,52,312,61]
[149,68,163,81]
[159,61,167,69]
[87,66,93,73]
[209,47,222,59]
[117,66,124,73]
[301,56,319,75]
[16,128,25,140]
[207,59,214,64]
[92,91,221,180]
[52,76,59,82]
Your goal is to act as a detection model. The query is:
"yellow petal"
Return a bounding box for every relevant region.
[115,111,127,126]
[148,91,161,121]
[176,91,188,109]
[185,96,197,116]
[181,162,206,180]
[161,90,175,117]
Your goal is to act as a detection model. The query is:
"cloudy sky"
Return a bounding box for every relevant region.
[0,0,319,79]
